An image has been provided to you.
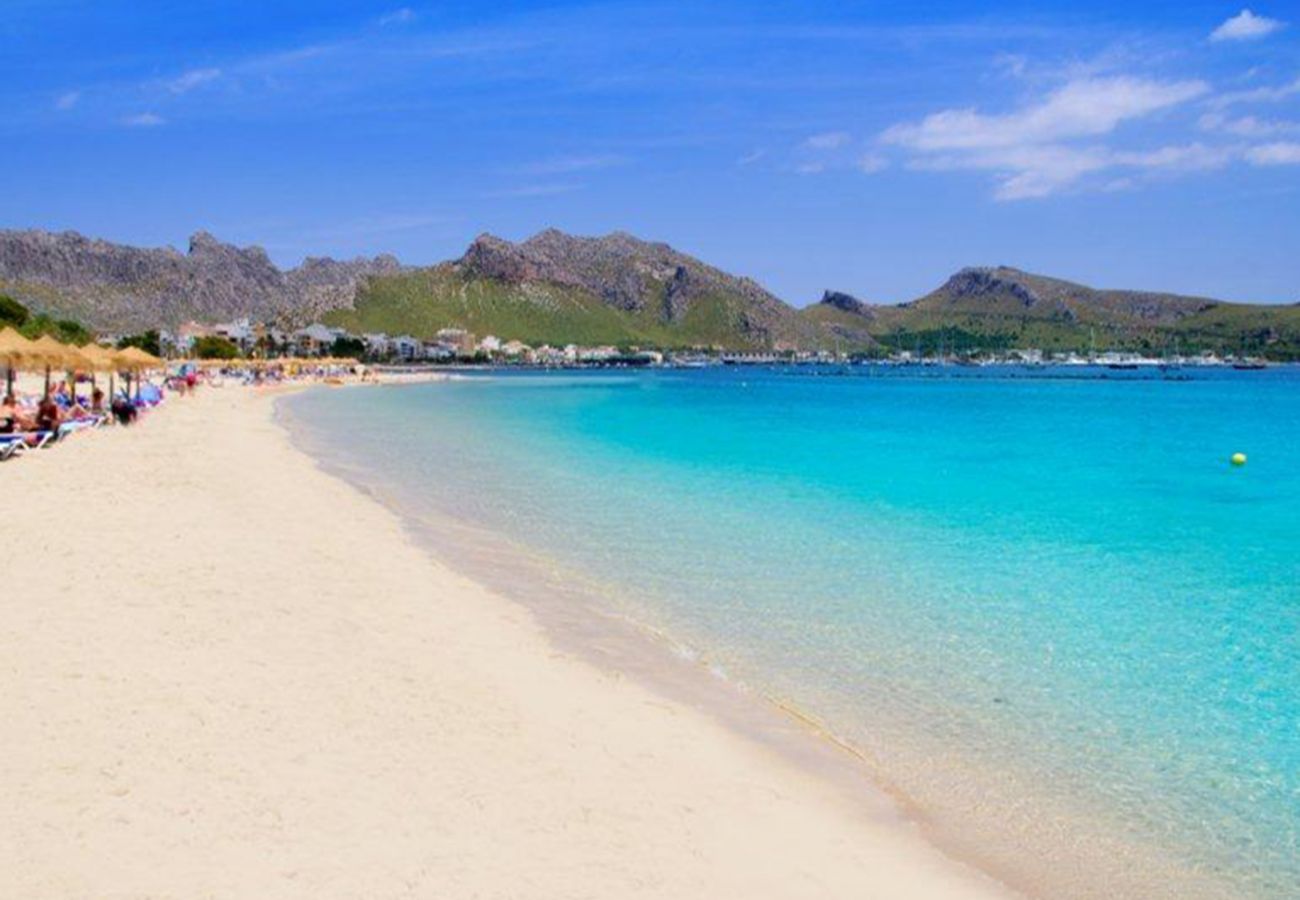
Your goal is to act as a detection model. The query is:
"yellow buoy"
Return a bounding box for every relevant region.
[1231,452,1247,467]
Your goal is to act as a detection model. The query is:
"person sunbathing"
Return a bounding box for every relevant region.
[0,394,17,434]
[110,395,137,426]
[35,395,62,433]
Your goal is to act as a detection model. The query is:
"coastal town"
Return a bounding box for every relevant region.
[138,317,1269,369]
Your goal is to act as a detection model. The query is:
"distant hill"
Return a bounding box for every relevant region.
[327,230,819,350]
[0,229,402,332]
[803,267,1300,358]
[4,226,1298,356]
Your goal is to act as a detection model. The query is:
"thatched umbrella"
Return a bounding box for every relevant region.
[25,334,76,397]
[56,343,97,407]
[115,346,162,401]
[78,343,118,406]
[0,327,38,396]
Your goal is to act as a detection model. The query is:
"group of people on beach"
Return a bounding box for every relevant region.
[0,375,170,457]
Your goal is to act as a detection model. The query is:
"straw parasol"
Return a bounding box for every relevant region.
[25,334,81,396]
[113,345,162,401]
[78,343,119,403]
[116,346,163,369]
[0,327,38,396]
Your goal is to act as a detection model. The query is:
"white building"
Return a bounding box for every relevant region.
[292,323,340,357]
[362,333,391,357]
[422,341,457,361]
[214,318,254,352]
[577,345,619,362]
[390,335,423,361]
[436,327,473,352]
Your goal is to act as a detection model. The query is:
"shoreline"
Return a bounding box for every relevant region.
[278,374,1248,900]
[5,384,1013,898]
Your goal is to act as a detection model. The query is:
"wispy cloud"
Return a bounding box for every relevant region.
[1210,9,1286,43]
[167,67,221,94]
[858,154,888,174]
[122,112,165,127]
[378,8,416,27]
[1200,111,1300,137]
[1245,142,1300,164]
[883,76,1207,151]
[736,149,765,166]
[54,91,80,111]
[882,76,1211,198]
[803,131,850,150]
[1211,75,1300,109]
[511,155,628,175]
[485,183,583,198]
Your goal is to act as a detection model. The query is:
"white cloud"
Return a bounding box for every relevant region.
[857,154,888,173]
[1114,143,1235,172]
[794,161,826,175]
[1245,142,1300,164]
[804,131,850,150]
[993,53,1027,79]
[736,149,765,166]
[1199,111,1300,136]
[122,112,165,127]
[378,8,416,27]
[1210,9,1286,42]
[881,76,1215,199]
[512,154,627,175]
[54,91,80,111]
[167,67,221,94]
[925,144,1111,200]
[1211,75,1300,109]
[882,76,1207,151]
[485,183,583,198]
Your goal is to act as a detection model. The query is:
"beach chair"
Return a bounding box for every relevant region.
[0,435,26,461]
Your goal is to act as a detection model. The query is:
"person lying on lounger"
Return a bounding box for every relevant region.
[110,395,137,426]
[0,394,17,434]
[36,395,62,433]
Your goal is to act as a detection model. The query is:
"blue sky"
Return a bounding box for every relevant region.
[2,1,1297,304]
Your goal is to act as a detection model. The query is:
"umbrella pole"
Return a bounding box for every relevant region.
[44,364,51,397]
[5,364,12,397]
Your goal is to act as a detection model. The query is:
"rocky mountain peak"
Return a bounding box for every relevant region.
[941,267,1041,307]
[0,228,407,331]
[819,290,872,316]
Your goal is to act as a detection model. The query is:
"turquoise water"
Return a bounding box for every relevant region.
[282,367,1300,898]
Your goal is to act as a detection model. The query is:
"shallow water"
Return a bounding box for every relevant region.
[282,366,1300,898]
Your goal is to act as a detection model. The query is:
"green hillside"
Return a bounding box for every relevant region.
[325,265,809,350]
[801,268,1300,359]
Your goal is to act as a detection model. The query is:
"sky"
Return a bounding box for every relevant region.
[1,1,1298,305]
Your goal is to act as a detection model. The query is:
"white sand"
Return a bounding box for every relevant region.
[3,385,1013,899]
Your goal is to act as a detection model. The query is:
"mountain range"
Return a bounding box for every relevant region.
[2,227,1297,357]
[0,229,401,333]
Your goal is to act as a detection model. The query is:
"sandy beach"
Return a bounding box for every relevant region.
[4,384,1012,899]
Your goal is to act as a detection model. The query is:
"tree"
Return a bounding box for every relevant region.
[330,335,367,359]
[118,330,162,357]
[21,313,92,345]
[0,294,29,328]
[193,335,241,360]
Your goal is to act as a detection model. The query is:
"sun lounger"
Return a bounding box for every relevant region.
[0,435,25,461]
[0,431,53,455]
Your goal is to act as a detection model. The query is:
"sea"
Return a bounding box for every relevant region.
[280,365,1299,899]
